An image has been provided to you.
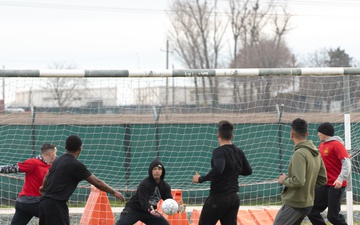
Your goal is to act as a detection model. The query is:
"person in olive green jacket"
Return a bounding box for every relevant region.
[273,118,327,225]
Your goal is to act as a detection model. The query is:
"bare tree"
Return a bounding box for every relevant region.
[45,62,87,112]
[230,0,292,68]
[168,0,226,110]
[168,0,294,111]
[228,0,250,65]
[227,0,293,111]
[228,0,251,105]
[169,0,226,68]
[302,48,329,67]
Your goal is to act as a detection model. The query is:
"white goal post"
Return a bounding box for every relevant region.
[345,114,354,225]
[0,67,359,224]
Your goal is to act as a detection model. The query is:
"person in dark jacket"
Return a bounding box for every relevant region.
[192,120,253,225]
[115,158,185,225]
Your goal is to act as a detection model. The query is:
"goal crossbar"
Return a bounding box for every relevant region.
[1,67,360,77]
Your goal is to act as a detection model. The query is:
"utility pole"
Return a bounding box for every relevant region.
[165,40,169,117]
[2,65,4,111]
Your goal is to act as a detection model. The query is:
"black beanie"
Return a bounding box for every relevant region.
[317,122,334,136]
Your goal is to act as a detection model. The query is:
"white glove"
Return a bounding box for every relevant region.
[177,200,186,213]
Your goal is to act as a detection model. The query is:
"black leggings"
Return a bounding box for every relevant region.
[199,192,240,225]
[115,207,169,225]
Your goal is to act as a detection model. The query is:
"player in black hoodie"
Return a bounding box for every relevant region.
[115,158,184,225]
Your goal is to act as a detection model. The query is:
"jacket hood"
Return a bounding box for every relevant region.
[148,158,165,181]
[324,136,344,145]
[294,140,319,156]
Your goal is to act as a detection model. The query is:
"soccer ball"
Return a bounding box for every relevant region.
[161,198,178,215]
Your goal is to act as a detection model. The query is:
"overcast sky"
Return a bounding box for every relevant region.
[0,0,359,70]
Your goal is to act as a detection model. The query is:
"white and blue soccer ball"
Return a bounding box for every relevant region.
[161,198,178,215]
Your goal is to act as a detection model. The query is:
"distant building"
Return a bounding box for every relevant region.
[8,76,349,113]
[13,87,118,108]
[133,85,240,106]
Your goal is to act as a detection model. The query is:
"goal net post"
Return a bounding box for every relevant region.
[0,68,359,224]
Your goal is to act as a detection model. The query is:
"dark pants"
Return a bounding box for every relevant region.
[39,198,69,225]
[11,196,40,225]
[308,185,347,225]
[115,207,170,225]
[199,192,240,225]
[273,204,312,225]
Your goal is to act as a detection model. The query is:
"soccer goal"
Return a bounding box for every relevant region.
[0,68,359,224]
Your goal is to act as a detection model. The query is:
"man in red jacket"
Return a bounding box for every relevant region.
[0,144,57,225]
[308,122,350,225]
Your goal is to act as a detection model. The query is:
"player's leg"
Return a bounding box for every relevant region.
[219,193,240,225]
[307,186,328,225]
[141,214,170,225]
[10,202,34,225]
[39,198,69,225]
[199,194,233,225]
[115,208,142,225]
[326,186,347,225]
[273,205,307,225]
[11,197,40,225]
[198,196,220,225]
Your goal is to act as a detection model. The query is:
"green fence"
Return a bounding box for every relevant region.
[0,123,358,205]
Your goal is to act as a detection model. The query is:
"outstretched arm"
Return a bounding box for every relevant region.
[0,163,20,173]
[86,174,125,201]
[197,150,225,183]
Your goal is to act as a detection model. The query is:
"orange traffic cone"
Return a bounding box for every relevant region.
[189,209,220,225]
[79,185,115,225]
[190,209,201,225]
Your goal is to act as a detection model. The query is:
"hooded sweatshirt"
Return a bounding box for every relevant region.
[320,136,350,186]
[125,158,173,212]
[281,140,327,208]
